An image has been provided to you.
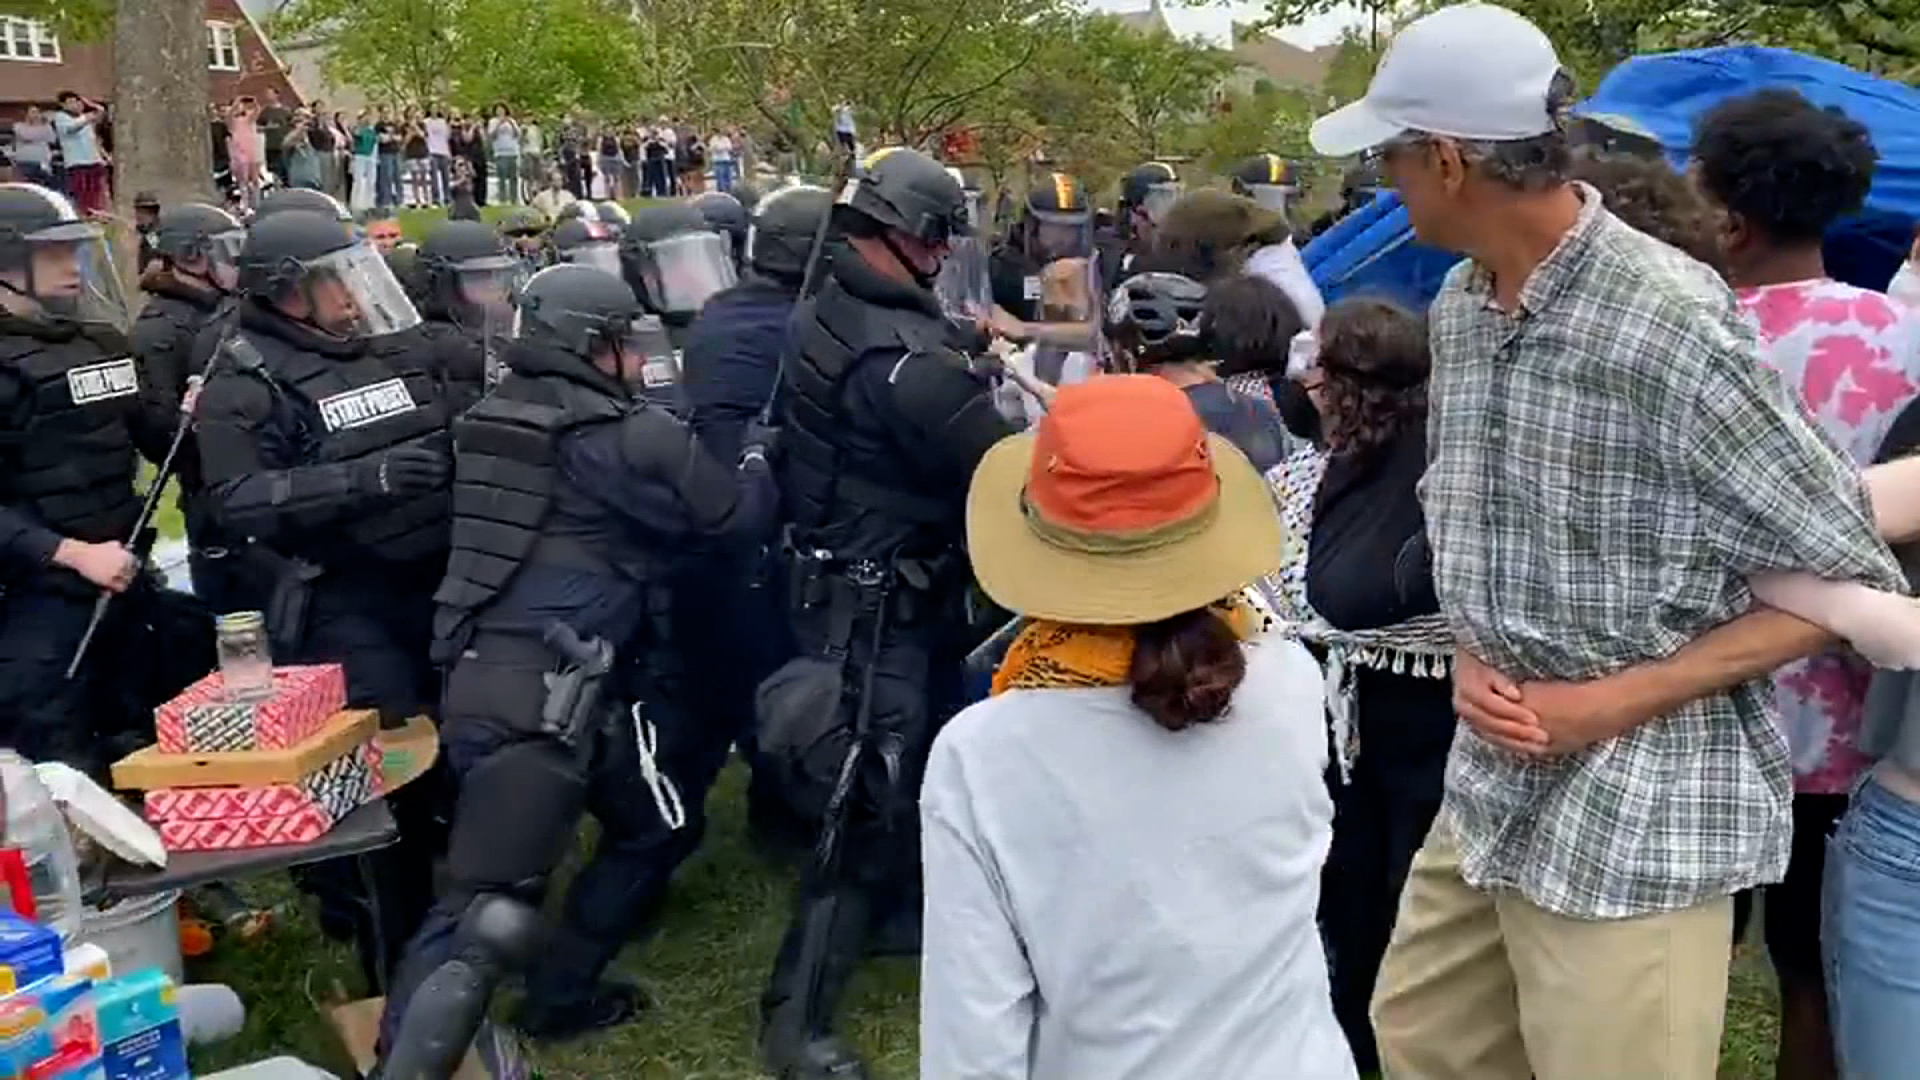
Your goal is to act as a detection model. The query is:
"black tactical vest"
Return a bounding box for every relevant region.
[236,326,453,565]
[0,331,142,543]
[781,273,961,546]
[430,367,627,658]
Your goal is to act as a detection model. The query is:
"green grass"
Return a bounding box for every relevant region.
[188,764,921,1079]
[182,760,1786,1079]
[390,199,666,242]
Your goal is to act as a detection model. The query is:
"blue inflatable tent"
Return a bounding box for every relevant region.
[1300,46,1920,309]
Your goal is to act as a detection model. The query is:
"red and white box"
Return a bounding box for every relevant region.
[154,664,345,754]
[143,743,376,852]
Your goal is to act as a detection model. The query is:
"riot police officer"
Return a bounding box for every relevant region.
[618,203,735,350]
[132,204,248,615]
[594,200,632,238]
[0,183,179,770]
[551,217,622,278]
[194,209,454,980]
[414,220,519,406]
[689,189,750,273]
[986,172,1098,355]
[376,264,778,1057]
[677,183,830,856]
[1107,160,1180,281]
[1230,153,1299,215]
[758,147,1015,1080]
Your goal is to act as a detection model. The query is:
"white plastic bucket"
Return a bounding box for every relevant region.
[80,889,183,983]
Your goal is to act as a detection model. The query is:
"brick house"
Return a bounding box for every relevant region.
[0,0,302,122]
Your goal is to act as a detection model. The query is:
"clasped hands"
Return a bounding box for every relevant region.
[1452,649,1636,757]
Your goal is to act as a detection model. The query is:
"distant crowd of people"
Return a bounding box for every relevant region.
[206,94,752,215]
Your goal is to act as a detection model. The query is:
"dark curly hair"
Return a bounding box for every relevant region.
[1317,297,1429,455]
[1204,274,1306,379]
[1691,88,1877,244]
[1572,147,1726,274]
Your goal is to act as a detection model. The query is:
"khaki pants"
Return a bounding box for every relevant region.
[1372,820,1732,1080]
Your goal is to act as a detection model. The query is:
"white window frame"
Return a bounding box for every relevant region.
[206,21,240,72]
[0,18,60,64]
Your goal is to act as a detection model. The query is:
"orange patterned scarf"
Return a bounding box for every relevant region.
[991,597,1261,695]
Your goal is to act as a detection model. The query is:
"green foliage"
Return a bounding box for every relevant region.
[0,0,114,41]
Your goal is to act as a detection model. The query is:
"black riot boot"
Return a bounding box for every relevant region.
[512,924,649,1042]
[759,887,874,1080]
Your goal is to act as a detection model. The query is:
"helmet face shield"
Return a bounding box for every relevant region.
[637,231,736,316]
[565,241,623,277]
[932,234,991,319]
[4,221,130,330]
[297,241,422,337]
[453,255,520,328]
[1030,210,1090,261]
[1139,182,1183,224]
[1245,183,1296,214]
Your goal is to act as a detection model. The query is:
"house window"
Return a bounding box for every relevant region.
[207,21,239,71]
[0,18,60,63]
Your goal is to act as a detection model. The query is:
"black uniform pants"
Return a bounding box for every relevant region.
[377,640,733,1049]
[671,551,797,827]
[281,574,451,988]
[1318,757,1444,1075]
[762,596,966,1031]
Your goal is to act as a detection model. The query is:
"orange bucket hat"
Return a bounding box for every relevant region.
[967,374,1284,624]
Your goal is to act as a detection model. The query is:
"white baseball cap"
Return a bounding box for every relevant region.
[1310,4,1563,158]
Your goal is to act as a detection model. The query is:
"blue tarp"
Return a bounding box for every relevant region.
[1301,46,1920,309]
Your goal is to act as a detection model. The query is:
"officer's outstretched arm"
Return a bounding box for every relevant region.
[882,350,1019,489]
[195,373,389,543]
[619,408,780,546]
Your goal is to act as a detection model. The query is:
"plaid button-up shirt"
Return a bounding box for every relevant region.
[1421,185,1905,918]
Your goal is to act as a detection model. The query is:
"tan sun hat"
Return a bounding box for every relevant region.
[967,374,1284,624]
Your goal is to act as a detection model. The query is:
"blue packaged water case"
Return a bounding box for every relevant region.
[0,914,62,997]
[92,972,184,1080]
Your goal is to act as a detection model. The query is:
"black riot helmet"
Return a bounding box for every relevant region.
[551,216,622,278]
[690,190,750,269]
[418,220,519,329]
[838,147,968,288]
[842,147,967,247]
[514,264,678,394]
[620,203,735,319]
[595,201,632,234]
[0,182,127,328]
[237,208,421,338]
[1121,161,1181,223]
[1104,272,1210,370]
[1230,154,1299,214]
[151,202,246,292]
[555,201,599,226]
[1024,171,1092,262]
[731,181,763,213]
[750,184,831,284]
[253,187,354,223]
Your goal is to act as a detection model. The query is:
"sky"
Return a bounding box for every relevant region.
[1085,0,1362,48]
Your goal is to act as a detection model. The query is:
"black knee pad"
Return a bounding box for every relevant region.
[447,739,589,892]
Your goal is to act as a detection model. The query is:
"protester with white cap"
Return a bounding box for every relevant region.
[1310,5,1905,1077]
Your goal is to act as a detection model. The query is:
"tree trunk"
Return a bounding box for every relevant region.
[112,0,213,295]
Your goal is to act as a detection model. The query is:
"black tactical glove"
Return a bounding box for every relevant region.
[358,441,451,497]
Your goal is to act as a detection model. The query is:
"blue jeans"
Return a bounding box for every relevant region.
[1825,774,1920,1078]
[713,159,737,192]
[376,152,402,208]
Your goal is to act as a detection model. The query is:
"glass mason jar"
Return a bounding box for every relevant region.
[214,611,275,702]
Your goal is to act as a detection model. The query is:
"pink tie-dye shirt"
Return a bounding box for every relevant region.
[1741,279,1920,793]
